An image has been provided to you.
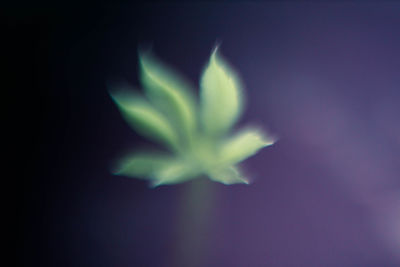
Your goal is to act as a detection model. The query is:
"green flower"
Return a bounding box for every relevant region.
[110,46,276,187]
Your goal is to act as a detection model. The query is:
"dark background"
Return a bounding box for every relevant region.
[11,2,400,266]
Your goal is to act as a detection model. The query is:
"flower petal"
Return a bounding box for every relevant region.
[151,159,201,187]
[200,46,243,137]
[111,152,174,178]
[139,50,197,148]
[219,128,276,165]
[110,89,179,150]
[207,165,248,185]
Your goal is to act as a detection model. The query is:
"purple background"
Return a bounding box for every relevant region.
[15,2,400,266]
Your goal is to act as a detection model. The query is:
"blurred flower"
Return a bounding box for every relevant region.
[110,46,276,186]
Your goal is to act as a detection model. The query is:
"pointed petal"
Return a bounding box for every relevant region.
[208,165,248,185]
[219,128,276,165]
[200,46,243,136]
[151,159,200,187]
[110,89,179,150]
[139,50,197,147]
[111,152,174,179]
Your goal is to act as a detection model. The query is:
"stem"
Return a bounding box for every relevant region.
[170,178,215,267]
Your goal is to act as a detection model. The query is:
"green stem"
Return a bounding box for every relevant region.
[170,178,215,267]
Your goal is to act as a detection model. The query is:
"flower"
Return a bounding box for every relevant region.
[110,46,276,187]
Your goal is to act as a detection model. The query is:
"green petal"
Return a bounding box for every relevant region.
[151,159,201,187]
[110,89,179,150]
[111,152,174,178]
[139,50,197,148]
[200,46,243,137]
[219,128,275,165]
[207,165,248,185]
